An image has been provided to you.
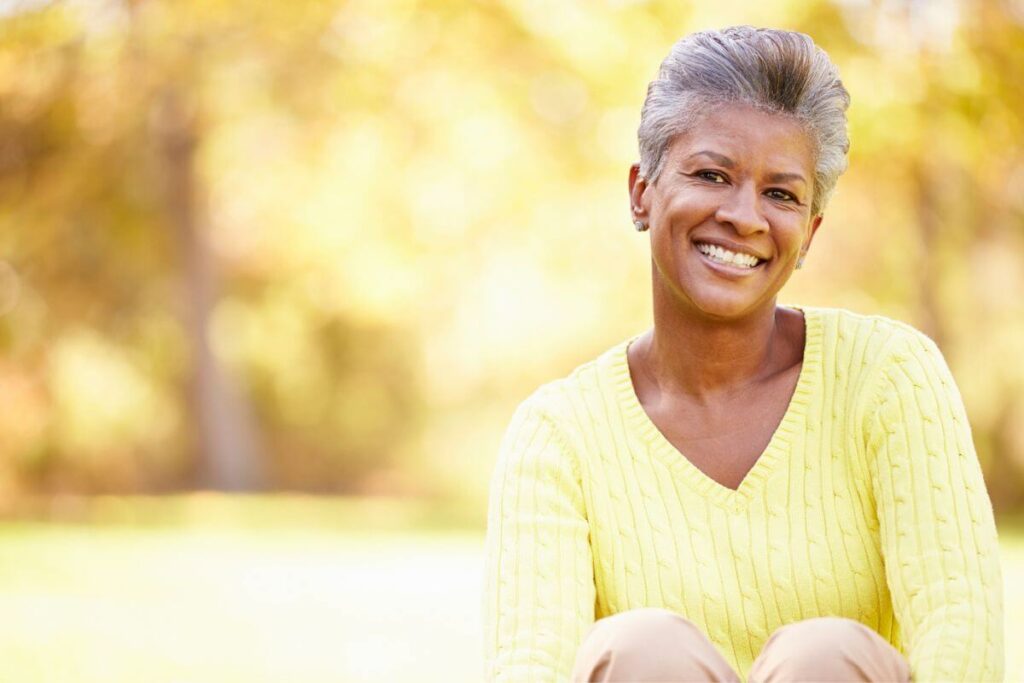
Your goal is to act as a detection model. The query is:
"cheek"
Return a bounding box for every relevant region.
[768,214,812,243]
[649,233,682,274]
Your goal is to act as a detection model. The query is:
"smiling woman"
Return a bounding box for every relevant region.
[483,26,1003,683]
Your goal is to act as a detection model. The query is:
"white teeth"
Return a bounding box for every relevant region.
[696,242,761,268]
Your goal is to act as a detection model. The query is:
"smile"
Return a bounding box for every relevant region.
[694,242,765,270]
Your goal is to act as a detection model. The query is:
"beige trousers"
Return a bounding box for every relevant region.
[570,608,910,682]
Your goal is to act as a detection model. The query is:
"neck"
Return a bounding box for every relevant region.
[640,280,783,404]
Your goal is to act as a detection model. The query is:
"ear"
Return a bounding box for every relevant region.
[628,163,648,221]
[802,214,824,253]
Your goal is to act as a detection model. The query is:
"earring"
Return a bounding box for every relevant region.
[795,253,806,269]
[633,219,648,232]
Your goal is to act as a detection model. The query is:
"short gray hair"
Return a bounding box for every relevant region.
[638,26,850,216]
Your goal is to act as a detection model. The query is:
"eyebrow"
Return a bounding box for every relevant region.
[685,151,808,186]
[686,150,735,168]
[765,171,808,186]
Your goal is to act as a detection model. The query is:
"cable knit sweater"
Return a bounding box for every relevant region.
[482,306,1003,682]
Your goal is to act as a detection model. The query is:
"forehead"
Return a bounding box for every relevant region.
[667,103,815,174]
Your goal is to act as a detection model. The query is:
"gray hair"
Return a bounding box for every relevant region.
[638,26,850,216]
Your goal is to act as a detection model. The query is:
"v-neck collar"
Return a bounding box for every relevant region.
[606,305,823,510]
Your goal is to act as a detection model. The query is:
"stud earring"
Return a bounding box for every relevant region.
[633,219,648,232]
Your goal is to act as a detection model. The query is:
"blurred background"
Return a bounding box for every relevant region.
[1,0,1022,680]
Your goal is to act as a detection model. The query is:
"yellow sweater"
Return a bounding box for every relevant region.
[482,306,1003,682]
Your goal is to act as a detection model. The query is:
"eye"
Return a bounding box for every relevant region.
[765,188,797,202]
[696,170,727,183]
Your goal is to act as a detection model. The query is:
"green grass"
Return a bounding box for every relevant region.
[0,495,1020,682]
[0,495,483,683]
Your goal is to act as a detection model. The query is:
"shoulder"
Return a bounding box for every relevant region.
[509,335,634,423]
[798,306,955,419]
[802,305,942,362]
[803,308,966,432]
[494,338,631,482]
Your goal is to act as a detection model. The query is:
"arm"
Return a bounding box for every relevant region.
[866,330,1004,682]
[483,394,596,682]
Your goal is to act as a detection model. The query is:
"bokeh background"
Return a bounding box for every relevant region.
[1,0,1023,681]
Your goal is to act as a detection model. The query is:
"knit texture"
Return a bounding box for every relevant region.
[482,306,1004,682]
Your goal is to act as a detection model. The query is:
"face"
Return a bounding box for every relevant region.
[630,103,822,321]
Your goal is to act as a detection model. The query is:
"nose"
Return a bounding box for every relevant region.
[714,183,769,235]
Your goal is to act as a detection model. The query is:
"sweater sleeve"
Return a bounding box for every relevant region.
[865,330,1004,682]
[482,394,596,682]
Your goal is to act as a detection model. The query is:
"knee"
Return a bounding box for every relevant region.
[588,607,697,649]
[572,609,739,683]
[752,617,888,682]
[768,616,864,654]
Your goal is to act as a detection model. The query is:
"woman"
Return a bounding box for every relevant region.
[482,26,1003,683]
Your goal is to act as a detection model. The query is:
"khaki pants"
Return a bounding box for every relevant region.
[570,608,910,682]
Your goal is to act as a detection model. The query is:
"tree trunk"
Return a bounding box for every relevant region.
[155,88,265,491]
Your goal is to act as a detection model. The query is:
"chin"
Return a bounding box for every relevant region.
[655,262,779,321]
[686,288,774,321]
